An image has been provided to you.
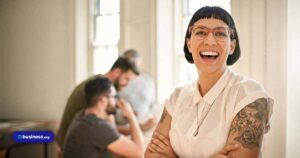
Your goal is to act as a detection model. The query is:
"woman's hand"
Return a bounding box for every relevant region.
[210,144,240,158]
[148,132,178,158]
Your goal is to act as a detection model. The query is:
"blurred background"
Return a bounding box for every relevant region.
[0,0,299,158]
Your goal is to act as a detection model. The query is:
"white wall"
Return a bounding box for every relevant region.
[0,0,89,121]
[231,0,287,157]
[75,0,89,84]
[231,0,267,84]
[155,0,175,103]
[119,0,156,78]
[0,18,3,109]
[287,0,300,157]
[0,0,76,122]
[264,0,288,157]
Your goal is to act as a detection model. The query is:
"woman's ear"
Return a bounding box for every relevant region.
[229,39,236,55]
[186,38,192,53]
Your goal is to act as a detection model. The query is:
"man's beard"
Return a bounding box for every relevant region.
[106,103,117,115]
[113,77,121,91]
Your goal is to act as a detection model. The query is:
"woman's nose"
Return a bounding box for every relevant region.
[203,32,217,45]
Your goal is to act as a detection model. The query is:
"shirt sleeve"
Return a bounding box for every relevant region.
[232,79,274,133]
[94,121,120,148]
[165,87,182,117]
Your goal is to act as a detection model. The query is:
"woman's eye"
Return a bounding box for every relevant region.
[195,31,207,36]
[215,31,228,37]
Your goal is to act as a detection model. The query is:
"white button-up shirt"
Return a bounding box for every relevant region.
[165,67,273,158]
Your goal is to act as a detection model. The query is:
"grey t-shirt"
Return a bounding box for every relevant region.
[63,111,120,158]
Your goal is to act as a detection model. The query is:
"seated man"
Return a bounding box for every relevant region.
[56,57,139,150]
[63,76,145,158]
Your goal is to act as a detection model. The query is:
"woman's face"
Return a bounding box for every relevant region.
[186,18,236,75]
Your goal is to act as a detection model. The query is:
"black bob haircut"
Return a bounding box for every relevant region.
[85,76,112,107]
[183,6,241,65]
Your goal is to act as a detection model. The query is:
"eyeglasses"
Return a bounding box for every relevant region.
[189,26,232,42]
[105,94,120,100]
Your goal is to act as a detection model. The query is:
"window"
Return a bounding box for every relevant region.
[174,0,231,86]
[91,0,120,74]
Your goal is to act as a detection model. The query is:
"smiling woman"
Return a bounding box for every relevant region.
[186,18,237,76]
[171,0,232,87]
[145,6,273,158]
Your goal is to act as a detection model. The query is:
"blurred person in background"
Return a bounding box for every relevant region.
[116,49,158,136]
[63,76,144,158]
[56,57,139,155]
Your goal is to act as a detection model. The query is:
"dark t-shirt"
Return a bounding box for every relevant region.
[56,74,102,148]
[63,111,120,158]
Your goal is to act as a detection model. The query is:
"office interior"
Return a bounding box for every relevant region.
[0,0,299,158]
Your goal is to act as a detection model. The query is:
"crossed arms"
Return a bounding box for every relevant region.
[145,98,270,158]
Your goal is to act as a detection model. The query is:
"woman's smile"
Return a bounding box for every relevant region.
[199,50,219,63]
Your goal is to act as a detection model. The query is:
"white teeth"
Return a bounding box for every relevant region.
[200,51,218,56]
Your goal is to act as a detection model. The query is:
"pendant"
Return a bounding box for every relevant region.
[193,128,199,136]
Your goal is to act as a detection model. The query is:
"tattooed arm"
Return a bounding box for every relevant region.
[226,98,269,158]
[145,107,178,158]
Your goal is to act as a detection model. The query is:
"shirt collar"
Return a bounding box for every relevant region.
[192,67,231,106]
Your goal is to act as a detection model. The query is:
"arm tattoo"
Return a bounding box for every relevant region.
[159,108,167,123]
[229,98,269,149]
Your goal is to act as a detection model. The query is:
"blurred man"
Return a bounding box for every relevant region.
[117,49,157,135]
[63,77,144,158]
[56,57,139,150]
